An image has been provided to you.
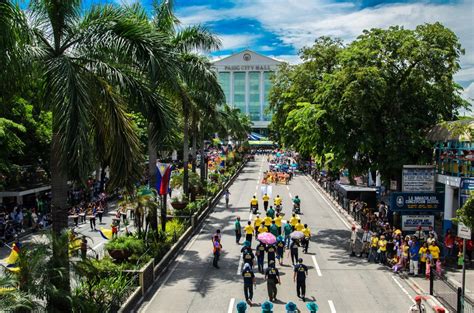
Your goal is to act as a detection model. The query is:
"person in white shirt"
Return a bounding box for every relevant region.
[408,295,425,312]
[428,226,438,241]
[350,226,358,256]
[359,227,372,258]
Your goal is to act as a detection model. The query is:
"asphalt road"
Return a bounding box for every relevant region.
[139,156,417,313]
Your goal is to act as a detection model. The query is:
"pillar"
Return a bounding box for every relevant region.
[443,184,454,234]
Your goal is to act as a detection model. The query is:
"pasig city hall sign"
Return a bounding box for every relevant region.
[223,65,272,71]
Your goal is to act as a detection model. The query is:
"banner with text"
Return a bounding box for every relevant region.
[401,215,435,231]
[390,192,444,212]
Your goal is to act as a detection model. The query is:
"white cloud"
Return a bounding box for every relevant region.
[177,0,474,82]
[219,34,261,50]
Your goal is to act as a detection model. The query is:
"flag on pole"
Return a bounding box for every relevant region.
[156,162,172,196]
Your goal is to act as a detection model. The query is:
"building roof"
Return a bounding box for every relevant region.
[426,119,474,142]
[211,49,284,66]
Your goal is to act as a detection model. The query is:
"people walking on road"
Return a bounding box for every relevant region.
[274,213,282,235]
[264,214,272,228]
[289,214,298,231]
[289,239,299,265]
[267,243,277,266]
[258,223,268,234]
[212,229,222,243]
[250,196,259,214]
[256,242,266,273]
[284,222,293,248]
[408,295,426,312]
[235,217,242,244]
[267,206,275,219]
[212,235,222,268]
[224,189,231,208]
[294,257,308,301]
[242,263,256,305]
[295,219,304,232]
[243,246,255,269]
[276,236,285,265]
[350,226,357,256]
[245,221,254,246]
[265,260,281,302]
[302,224,311,253]
[254,215,263,238]
[269,221,279,237]
[263,193,270,211]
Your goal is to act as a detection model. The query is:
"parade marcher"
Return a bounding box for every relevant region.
[242,263,256,305]
[267,206,275,219]
[290,239,299,265]
[276,236,285,265]
[284,222,293,248]
[295,219,304,232]
[294,258,309,301]
[274,195,282,211]
[302,224,311,253]
[306,302,319,312]
[236,301,248,313]
[254,215,263,237]
[258,223,268,234]
[244,221,254,245]
[350,226,357,257]
[269,221,279,237]
[261,301,274,313]
[264,214,273,228]
[251,196,259,214]
[212,235,222,268]
[256,242,267,273]
[235,216,242,244]
[243,246,255,269]
[408,295,426,313]
[265,260,281,302]
[267,243,277,266]
[263,193,270,211]
[289,214,299,231]
[285,302,297,313]
[274,213,283,235]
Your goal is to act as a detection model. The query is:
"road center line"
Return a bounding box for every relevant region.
[312,255,322,277]
[289,192,292,199]
[236,255,243,275]
[227,298,235,313]
[328,300,337,313]
[304,176,352,229]
[391,276,416,303]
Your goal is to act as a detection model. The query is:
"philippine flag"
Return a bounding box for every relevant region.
[156,162,172,195]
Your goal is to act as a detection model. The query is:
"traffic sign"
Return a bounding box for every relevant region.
[458,222,472,239]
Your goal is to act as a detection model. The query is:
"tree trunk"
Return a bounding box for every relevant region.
[200,135,206,186]
[191,113,198,173]
[148,123,158,232]
[161,194,167,232]
[99,166,106,193]
[49,130,72,312]
[183,106,190,198]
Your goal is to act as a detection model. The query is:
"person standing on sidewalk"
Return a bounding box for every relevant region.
[378,235,388,264]
[409,237,421,276]
[265,260,281,302]
[293,258,308,301]
[350,226,357,257]
[242,263,256,305]
[360,227,371,258]
[235,216,242,244]
[224,189,231,209]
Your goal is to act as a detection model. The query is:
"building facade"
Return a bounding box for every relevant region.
[211,50,283,135]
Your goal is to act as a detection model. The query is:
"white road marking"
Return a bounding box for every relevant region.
[227,298,235,313]
[328,300,336,313]
[304,176,352,229]
[249,213,253,221]
[256,185,258,190]
[236,255,243,275]
[286,186,289,190]
[391,276,416,303]
[289,192,292,199]
[312,255,322,277]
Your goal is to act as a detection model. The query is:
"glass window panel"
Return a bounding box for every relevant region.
[263,72,273,121]
[248,72,261,121]
[218,72,231,105]
[233,72,246,114]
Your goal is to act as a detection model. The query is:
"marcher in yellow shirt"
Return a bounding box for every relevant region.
[244,221,254,244]
[264,215,272,227]
[263,193,270,211]
[302,224,311,253]
[258,224,268,234]
[302,226,311,238]
[289,213,299,230]
[274,213,283,235]
[295,220,305,232]
[274,195,282,206]
[254,215,263,237]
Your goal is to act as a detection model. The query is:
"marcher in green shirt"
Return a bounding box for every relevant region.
[267,206,275,219]
[269,221,279,237]
[235,216,242,244]
[284,223,293,248]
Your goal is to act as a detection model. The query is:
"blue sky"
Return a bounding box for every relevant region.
[46,0,474,106]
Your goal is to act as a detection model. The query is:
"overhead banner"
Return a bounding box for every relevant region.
[460,177,474,208]
[156,162,172,196]
[402,165,436,192]
[390,192,444,212]
[401,215,434,231]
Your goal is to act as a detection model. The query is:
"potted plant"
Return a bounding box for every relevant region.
[105,236,144,261]
[170,195,188,210]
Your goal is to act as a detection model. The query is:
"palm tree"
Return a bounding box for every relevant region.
[152,0,223,198]
[2,1,177,309]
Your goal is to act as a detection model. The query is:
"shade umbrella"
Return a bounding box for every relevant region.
[257,232,277,245]
[290,231,305,240]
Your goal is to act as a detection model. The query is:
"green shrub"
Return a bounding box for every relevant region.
[105,236,145,255]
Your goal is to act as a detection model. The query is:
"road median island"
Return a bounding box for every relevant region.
[119,161,247,313]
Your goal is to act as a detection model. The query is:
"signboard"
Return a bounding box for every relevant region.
[402,165,435,192]
[390,192,444,212]
[460,177,474,208]
[390,180,398,191]
[402,215,435,231]
[458,222,472,240]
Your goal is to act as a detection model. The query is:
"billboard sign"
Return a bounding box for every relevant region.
[401,215,435,231]
[390,192,444,212]
[402,165,436,192]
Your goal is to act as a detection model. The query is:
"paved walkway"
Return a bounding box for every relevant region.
[139,156,416,313]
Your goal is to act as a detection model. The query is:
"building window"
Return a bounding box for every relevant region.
[249,72,261,121]
[263,72,273,121]
[233,72,246,114]
[218,72,231,105]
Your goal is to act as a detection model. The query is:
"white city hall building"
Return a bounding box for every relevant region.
[211,50,283,135]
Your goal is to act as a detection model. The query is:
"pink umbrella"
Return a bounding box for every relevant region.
[257,232,277,245]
